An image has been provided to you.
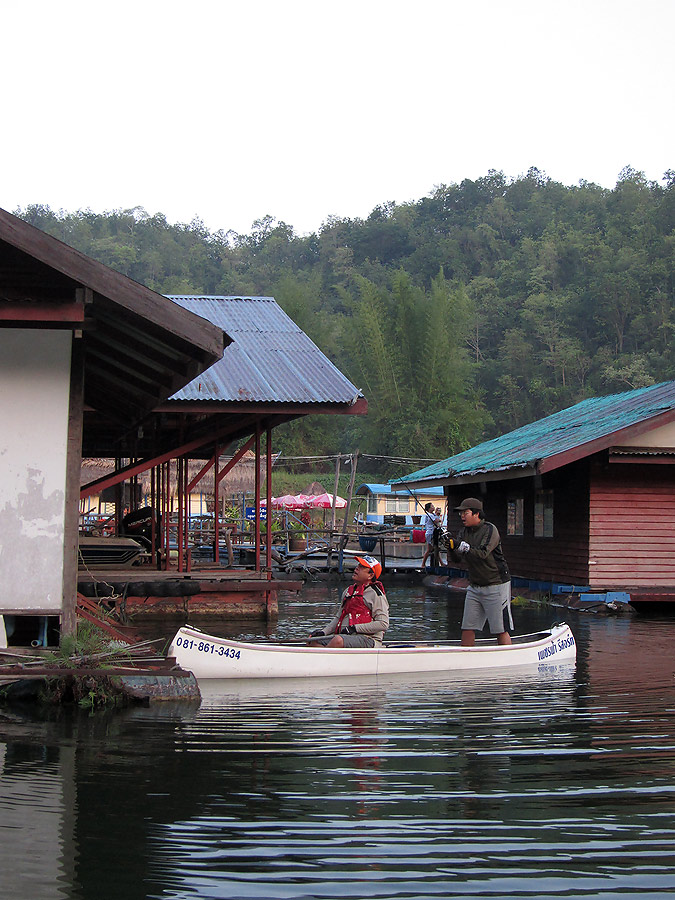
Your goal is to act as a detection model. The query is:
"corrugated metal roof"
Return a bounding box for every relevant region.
[356,483,445,496]
[166,296,364,406]
[392,382,675,486]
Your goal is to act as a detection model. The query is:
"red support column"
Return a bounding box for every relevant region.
[266,426,272,573]
[177,457,184,572]
[164,461,171,571]
[150,466,157,566]
[184,458,189,571]
[214,443,220,566]
[254,426,261,572]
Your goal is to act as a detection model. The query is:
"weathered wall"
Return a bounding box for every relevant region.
[589,460,675,588]
[612,420,675,447]
[448,461,592,584]
[0,329,71,611]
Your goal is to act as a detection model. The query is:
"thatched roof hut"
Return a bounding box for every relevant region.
[302,481,327,495]
[81,452,271,499]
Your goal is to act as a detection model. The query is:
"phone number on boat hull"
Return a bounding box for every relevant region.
[175,636,241,659]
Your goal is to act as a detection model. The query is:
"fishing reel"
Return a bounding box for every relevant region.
[437,531,455,551]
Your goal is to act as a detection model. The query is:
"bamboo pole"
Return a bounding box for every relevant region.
[326,454,342,568]
[338,450,359,573]
[330,454,340,533]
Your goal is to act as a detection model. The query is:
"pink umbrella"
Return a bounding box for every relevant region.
[271,494,307,510]
[306,492,347,509]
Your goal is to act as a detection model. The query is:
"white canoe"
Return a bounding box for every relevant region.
[169,622,576,680]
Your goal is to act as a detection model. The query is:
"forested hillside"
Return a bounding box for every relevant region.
[16,166,674,474]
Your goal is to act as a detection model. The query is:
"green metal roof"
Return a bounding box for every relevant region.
[391,382,675,487]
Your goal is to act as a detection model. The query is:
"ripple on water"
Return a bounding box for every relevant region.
[3,586,675,899]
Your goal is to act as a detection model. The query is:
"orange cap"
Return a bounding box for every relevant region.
[355,555,382,579]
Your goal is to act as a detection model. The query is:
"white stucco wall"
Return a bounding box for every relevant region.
[613,420,675,447]
[0,330,71,611]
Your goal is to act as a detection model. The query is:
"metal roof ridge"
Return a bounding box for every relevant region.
[390,381,675,485]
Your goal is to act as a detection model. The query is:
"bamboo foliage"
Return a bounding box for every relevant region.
[340,269,489,458]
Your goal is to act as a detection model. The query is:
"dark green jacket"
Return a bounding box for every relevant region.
[448,520,510,586]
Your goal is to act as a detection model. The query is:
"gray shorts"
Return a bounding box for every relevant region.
[311,633,376,648]
[461,582,513,633]
[342,633,376,648]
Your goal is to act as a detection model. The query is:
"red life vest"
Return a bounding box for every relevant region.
[337,583,374,630]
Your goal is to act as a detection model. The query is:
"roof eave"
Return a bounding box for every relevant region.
[537,406,675,473]
[395,465,538,491]
[395,403,675,488]
[0,208,226,364]
[157,398,368,415]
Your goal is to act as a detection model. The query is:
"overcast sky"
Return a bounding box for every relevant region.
[2,0,672,237]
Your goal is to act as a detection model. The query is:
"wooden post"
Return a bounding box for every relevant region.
[61,330,84,638]
[330,454,341,533]
[326,454,341,568]
[338,450,359,573]
[224,528,234,567]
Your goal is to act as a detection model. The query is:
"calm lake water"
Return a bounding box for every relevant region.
[1,582,675,900]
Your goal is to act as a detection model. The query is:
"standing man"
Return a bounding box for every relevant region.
[447,498,513,646]
[420,502,441,569]
[308,555,389,648]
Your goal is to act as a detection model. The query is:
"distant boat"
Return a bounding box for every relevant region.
[78,536,144,568]
[169,622,576,679]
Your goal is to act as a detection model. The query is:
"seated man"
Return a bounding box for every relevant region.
[308,555,389,648]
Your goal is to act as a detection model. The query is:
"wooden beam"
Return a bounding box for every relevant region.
[80,426,258,499]
[0,300,85,322]
[62,333,85,637]
[215,437,256,486]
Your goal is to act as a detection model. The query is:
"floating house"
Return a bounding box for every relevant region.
[355,483,446,525]
[391,382,675,609]
[0,209,366,645]
[0,207,223,643]
[77,295,367,617]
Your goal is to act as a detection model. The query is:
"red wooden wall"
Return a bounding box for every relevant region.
[588,460,675,588]
[447,454,675,590]
[448,459,591,585]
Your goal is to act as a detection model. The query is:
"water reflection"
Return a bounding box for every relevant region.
[0,586,674,899]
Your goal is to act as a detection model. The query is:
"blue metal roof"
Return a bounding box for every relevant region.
[166,296,364,406]
[357,483,444,496]
[391,382,675,487]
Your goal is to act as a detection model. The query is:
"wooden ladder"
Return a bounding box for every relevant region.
[76,593,144,645]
